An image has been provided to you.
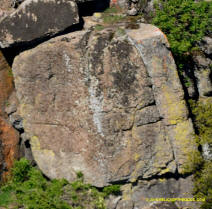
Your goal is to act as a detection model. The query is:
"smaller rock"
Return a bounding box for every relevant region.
[135,106,161,126]
[5,91,19,115]
[106,195,122,209]
[92,12,102,22]
[0,0,79,48]
[9,113,23,131]
[199,36,212,55]
[195,68,212,97]
[202,143,212,161]
[116,200,134,209]
[127,7,137,16]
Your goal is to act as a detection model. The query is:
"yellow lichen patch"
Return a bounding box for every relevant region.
[121,184,132,201]
[161,85,188,125]
[172,120,197,174]
[159,178,166,183]
[130,160,145,182]
[159,167,170,175]
[31,135,55,157]
[134,153,140,162]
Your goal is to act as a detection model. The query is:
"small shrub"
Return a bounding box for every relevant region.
[0,158,121,209]
[76,171,84,180]
[103,185,121,196]
[152,0,211,71]
[153,0,211,56]
[12,158,32,183]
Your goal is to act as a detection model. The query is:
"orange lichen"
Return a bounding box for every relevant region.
[0,51,19,181]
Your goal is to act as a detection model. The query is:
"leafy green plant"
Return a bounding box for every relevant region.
[103,185,121,196]
[0,158,121,209]
[153,0,211,56]
[152,0,211,70]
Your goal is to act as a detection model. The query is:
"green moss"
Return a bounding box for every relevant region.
[8,68,13,77]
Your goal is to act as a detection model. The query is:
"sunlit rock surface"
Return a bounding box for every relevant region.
[12,24,196,187]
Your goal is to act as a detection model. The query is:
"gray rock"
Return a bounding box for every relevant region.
[12,24,196,187]
[20,133,34,163]
[199,36,212,55]
[106,196,122,209]
[195,68,212,97]
[0,0,79,48]
[5,91,18,115]
[202,143,212,161]
[131,176,197,209]
[9,113,23,131]
[116,200,134,209]
[135,106,161,126]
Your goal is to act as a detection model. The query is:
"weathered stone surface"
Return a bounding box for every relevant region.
[13,24,196,187]
[130,176,197,209]
[0,51,19,180]
[0,0,79,48]
[114,176,196,209]
[127,24,197,173]
[195,68,212,97]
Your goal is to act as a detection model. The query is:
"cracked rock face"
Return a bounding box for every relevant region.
[12,24,196,187]
[0,0,79,48]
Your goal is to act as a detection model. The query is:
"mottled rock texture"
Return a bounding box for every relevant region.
[194,36,212,98]
[0,0,79,48]
[0,51,19,180]
[128,176,196,208]
[111,0,149,15]
[12,24,196,187]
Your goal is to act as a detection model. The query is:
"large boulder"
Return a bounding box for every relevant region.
[0,0,79,48]
[12,23,197,187]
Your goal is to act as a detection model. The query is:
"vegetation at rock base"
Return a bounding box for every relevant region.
[152,0,211,70]
[0,158,121,209]
[188,100,212,209]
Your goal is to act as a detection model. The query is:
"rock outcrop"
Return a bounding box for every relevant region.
[12,23,196,188]
[0,51,19,180]
[0,0,79,48]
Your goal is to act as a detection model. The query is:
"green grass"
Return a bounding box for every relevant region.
[102,6,125,25]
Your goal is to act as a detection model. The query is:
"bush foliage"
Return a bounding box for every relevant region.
[0,158,121,209]
[152,0,211,57]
